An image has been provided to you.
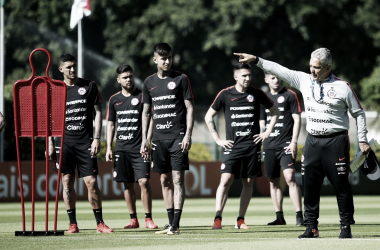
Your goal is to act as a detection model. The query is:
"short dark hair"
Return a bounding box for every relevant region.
[154,43,172,56]
[116,64,133,74]
[59,53,76,65]
[234,62,251,72]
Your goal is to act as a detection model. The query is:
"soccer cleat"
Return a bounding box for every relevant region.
[96,221,114,233]
[296,217,305,226]
[66,223,79,234]
[298,227,319,238]
[167,225,180,235]
[235,218,250,229]
[212,218,222,229]
[339,225,352,239]
[267,219,286,225]
[145,218,158,229]
[155,224,172,234]
[124,218,139,229]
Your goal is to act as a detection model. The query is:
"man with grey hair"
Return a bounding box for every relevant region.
[234,48,370,239]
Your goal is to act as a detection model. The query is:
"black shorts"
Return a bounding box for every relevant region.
[54,142,98,178]
[264,146,296,178]
[113,151,150,183]
[151,139,189,173]
[221,145,262,179]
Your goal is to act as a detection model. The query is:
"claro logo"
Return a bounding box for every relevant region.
[156,121,173,129]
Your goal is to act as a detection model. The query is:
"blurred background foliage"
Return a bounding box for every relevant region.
[2,0,380,160]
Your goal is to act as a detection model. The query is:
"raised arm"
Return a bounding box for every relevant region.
[204,107,234,150]
[91,104,102,156]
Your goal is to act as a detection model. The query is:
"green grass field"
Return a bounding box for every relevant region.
[1,196,380,249]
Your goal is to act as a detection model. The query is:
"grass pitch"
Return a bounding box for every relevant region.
[1,196,380,249]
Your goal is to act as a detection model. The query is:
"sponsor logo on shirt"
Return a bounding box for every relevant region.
[269,129,280,137]
[117,126,138,131]
[230,106,254,111]
[274,123,284,127]
[66,107,87,114]
[66,116,87,121]
[154,104,176,110]
[167,81,176,90]
[153,113,177,119]
[231,122,254,127]
[156,121,173,130]
[66,99,87,105]
[117,110,139,114]
[78,87,87,95]
[152,95,176,101]
[231,113,254,119]
[307,106,333,114]
[236,129,251,136]
[306,97,332,107]
[246,95,254,102]
[119,133,134,140]
[310,128,328,135]
[131,98,139,106]
[118,118,138,123]
[327,87,337,98]
[277,96,285,103]
[308,116,332,124]
[278,107,285,111]
[67,124,84,130]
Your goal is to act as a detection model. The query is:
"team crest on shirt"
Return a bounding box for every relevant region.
[277,96,285,103]
[167,81,176,90]
[246,95,254,102]
[327,87,337,98]
[221,163,226,170]
[113,171,117,178]
[131,98,139,106]
[78,87,87,95]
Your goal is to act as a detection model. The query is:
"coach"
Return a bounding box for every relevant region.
[235,48,370,239]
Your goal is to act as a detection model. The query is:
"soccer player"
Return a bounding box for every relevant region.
[259,72,304,226]
[48,54,113,234]
[105,64,158,230]
[141,43,194,235]
[235,49,371,238]
[204,63,279,230]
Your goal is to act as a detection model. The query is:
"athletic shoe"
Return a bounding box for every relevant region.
[167,225,180,235]
[267,219,286,225]
[212,218,222,229]
[124,218,139,229]
[96,221,114,233]
[155,224,172,234]
[145,218,158,229]
[298,227,319,238]
[296,218,305,226]
[66,223,79,234]
[235,219,250,229]
[339,225,352,239]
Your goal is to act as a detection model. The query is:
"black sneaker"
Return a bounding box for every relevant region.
[167,225,180,235]
[298,227,319,238]
[267,219,286,225]
[339,225,352,239]
[296,217,305,226]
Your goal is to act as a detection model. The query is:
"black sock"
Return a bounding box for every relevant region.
[296,211,303,219]
[130,213,137,219]
[93,208,103,225]
[145,213,152,219]
[237,217,244,221]
[215,216,222,221]
[167,208,174,225]
[67,209,77,224]
[172,209,182,228]
[276,211,284,221]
